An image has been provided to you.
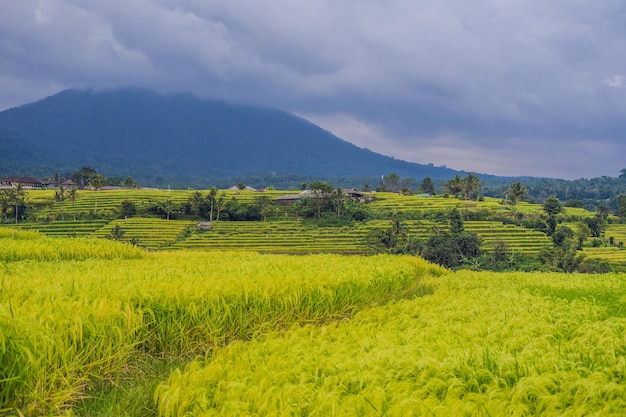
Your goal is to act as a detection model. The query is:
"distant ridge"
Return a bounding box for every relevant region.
[0,88,461,187]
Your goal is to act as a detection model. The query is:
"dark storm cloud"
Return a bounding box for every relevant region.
[1,0,625,178]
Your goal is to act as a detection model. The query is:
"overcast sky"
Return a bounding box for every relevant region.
[1,0,625,179]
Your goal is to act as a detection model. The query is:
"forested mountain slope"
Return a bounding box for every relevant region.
[0,88,461,187]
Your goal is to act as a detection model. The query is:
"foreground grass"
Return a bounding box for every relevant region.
[0,241,443,415]
[156,271,626,416]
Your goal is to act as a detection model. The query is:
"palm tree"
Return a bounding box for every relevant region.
[162,198,175,220]
[444,174,464,197]
[333,188,344,218]
[508,182,527,205]
[215,192,226,221]
[68,188,78,220]
[310,181,334,219]
[207,186,218,221]
[91,174,105,216]
[462,173,482,200]
[54,185,66,220]
[14,184,26,224]
[189,191,204,218]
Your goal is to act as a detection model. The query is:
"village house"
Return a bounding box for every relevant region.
[43,179,78,189]
[274,188,371,206]
[0,177,45,189]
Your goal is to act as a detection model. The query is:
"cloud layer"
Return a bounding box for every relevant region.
[2,0,625,178]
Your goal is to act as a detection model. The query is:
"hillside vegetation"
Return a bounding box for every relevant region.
[2,186,623,271]
[0,88,459,187]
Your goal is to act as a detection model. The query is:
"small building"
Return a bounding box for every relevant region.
[44,179,78,189]
[342,188,372,202]
[0,177,44,189]
[274,189,372,205]
[275,192,308,206]
[227,185,259,191]
[197,221,212,230]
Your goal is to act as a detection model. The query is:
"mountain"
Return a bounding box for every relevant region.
[0,88,463,188]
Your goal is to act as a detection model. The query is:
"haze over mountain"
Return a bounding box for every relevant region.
[0,88,465,188]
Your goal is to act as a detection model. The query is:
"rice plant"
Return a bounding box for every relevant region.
[0,243,443,415]
[155,270,626,416]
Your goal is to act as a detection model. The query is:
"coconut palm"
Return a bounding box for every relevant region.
[444,174,464,197]
[462,173,482,200]
[508,182,528,205]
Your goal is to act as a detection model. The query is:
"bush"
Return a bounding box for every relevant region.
[421,231,481,268]
[577,259,612,273]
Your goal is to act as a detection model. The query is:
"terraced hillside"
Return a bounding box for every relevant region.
[92,218,196,250]
[14,219,109,237]
[168,220,367,254]
[604,224,626,247]
[582,247,626,265]
[5,189,615,264]
[167,219,550,255]
[28,189,297,220]
[368,193,596,218]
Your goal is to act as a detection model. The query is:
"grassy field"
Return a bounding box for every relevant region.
[0,232,444,416]
[156,270,626,416]
[2,230,626,416]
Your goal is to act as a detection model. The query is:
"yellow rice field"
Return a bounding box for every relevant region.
[3,230,626,416]
[156,270,626,416]
[0,234,443,415]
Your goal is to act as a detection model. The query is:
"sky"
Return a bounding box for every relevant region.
[1,0,625,180]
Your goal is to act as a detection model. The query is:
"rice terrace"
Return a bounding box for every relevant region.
[2,182,626,416]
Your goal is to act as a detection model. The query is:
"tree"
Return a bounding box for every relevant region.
[109,224,125,240]
[309,181,334,219]
[419,177,436,195]
[618,194,626,222]
[68,188,78,221]
[72,166,98,189]
[508,182,527,205]
[254,195,274,222]
[420,208,481,268]
[119,200,137,218]
[596,204,610,220]
[207,186,218,221]
[215,192,226,220]
[188,191,205,218]
[400,178,413,195]
[365,213,409,254]
[123,176,137,188]
[91,174,105,216]
[539,225,584,272]
[462,173,482,200]
[161,198,175,220]
[383,173,401,193]
[443,174,464,197]
[575,222,591,249]
[448,208,464,235]
[564,199,585,208]
[585,215,606,238]
[0,189,13,221]
[13,184,26,224]
[332,187,344,218]
[543,196,562,216]
[552,226,574,248]
[54,185,66,220]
